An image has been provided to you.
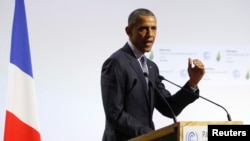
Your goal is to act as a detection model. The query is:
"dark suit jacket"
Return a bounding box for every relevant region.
[101,43,199,141]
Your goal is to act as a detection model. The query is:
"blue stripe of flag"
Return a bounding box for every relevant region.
[10,0,33,77]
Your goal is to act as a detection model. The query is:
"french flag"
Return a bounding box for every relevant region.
[4,0,41,140]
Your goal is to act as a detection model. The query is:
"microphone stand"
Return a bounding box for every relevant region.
[161,76,232,121]
[144,73,178,123]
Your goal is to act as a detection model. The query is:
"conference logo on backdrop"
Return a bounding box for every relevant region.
[203,51,211,61]
[185,131,198,141]
[233,69,241,79]
[148,51,154,60]
[246,70,250,80]
[180,69,188,78]
[216,51,221,62]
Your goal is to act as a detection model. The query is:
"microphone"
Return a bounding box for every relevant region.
[159,75,232,121]
[143,73,178,123]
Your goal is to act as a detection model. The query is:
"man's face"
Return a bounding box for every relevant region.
[126,15,157,53]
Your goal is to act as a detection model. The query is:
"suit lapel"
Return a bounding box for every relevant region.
[129,57,151,105]
[122,44,152,110]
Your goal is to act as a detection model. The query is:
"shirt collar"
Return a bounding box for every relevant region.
[127,40,144,59]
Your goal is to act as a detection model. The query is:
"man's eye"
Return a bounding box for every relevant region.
[138,27,147,31]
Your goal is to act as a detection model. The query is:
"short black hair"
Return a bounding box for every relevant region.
[128,8,156,28]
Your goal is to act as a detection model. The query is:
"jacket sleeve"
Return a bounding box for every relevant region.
[152,65,199,118]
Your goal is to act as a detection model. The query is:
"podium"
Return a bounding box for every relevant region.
[128,121,243,141]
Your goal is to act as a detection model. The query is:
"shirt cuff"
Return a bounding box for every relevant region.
[190,86,198,92]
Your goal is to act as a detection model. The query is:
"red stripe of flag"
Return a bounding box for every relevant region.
[4,111,40,141]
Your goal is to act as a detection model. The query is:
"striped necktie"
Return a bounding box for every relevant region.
[140,55,148,74]
[140,55,149,84]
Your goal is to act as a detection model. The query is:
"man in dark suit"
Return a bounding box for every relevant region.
[101,8,205,141]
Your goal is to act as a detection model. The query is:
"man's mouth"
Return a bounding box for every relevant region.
[144,40,153,46]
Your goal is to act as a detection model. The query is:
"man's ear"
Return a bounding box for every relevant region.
[125,26,132,36]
